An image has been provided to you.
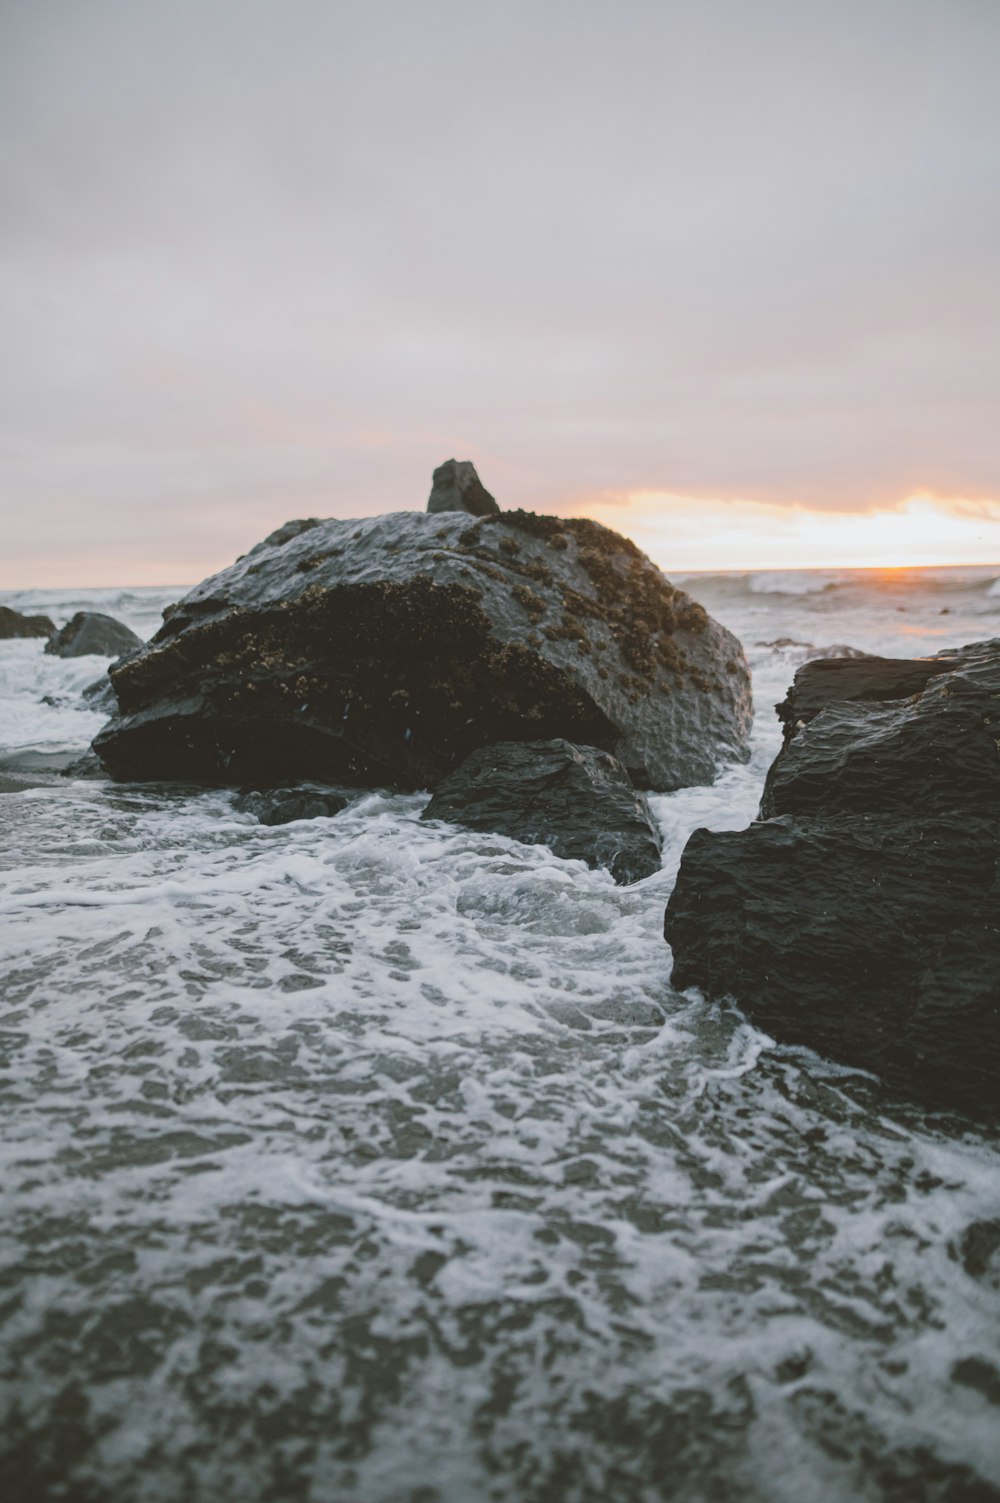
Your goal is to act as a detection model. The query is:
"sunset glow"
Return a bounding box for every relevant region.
[4,491,999,591]
[577,492,1000,574]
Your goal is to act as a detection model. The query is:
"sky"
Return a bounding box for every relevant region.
[2,0,999,586]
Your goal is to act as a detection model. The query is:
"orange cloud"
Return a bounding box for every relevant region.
[576,491,1000,572]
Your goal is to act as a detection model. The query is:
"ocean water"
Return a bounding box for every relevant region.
[1,565,999,1503]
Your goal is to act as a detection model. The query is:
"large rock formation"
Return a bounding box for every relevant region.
[421,739,662,884]
[664,639,1000,1116]
[0,606,55,640]
[46,612,142,659]
[92,481,751,791]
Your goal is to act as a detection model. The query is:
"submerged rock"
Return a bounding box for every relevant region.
[233,786,352,826]
[46,612,142,659]
[664,639,1000,1116]
[0,605,55,640]
[421,739,662,884]
[92,474,751,791]
[426,458,500,517]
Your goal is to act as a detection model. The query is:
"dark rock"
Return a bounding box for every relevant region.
[0,605,55,639]
[92,496,751,792]
[664,639,1000,1116]
[950,1357,1000,1407]
[233,786,352,826]
[421,739,662,884]
[957,1220,1000,1284]
[82,650,140,716]
[46,612,142,659]
[763,640,999,816]
[772,650,960,746]
[426,458,500,517]
[252,518,323,550]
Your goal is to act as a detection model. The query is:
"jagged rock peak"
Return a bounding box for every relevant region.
[426,459,500,517]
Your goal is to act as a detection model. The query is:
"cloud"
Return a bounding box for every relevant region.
[577,491,1000,571]
[1,0,998,583]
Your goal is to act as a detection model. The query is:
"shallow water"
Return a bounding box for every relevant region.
[1,568,999,1501]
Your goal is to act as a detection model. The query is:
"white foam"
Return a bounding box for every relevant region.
[0,640,111,757]
[1,580,998,1500]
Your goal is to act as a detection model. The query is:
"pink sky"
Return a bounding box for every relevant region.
[6,485,998,591]
[2,1,998,587]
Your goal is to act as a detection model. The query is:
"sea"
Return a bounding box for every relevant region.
[1,564,999,1503]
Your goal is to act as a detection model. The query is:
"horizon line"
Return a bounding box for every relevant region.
[3,558,1000,593]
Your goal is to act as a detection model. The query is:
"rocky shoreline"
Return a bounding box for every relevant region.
[5,466,997,1113]
[82,462,752,886]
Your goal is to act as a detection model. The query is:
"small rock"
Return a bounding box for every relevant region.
[951,1357,1000,1407]
[426,458,500,517]
[422,738,662,884]
[958,1220,1000,1285]
[0,605,55,640]
[46,612,143,659]
[234,786,352,826]
[60,751,109,781]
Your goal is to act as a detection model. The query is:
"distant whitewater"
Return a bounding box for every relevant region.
[1,564,999,1503]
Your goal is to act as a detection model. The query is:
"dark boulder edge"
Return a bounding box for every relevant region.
[0,605,55,640]
[92,469,752,794]
[665,638,1000,1119]
[421,739,662,885]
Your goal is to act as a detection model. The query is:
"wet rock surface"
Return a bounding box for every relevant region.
[421,738,662,884]
[46,611,143,659]
[92,485,751,791]
[233,785,353,826]
[665,638,1000,1116]
[770,649,964,743]
[0,606,54,640]
[762,638,1000,817]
